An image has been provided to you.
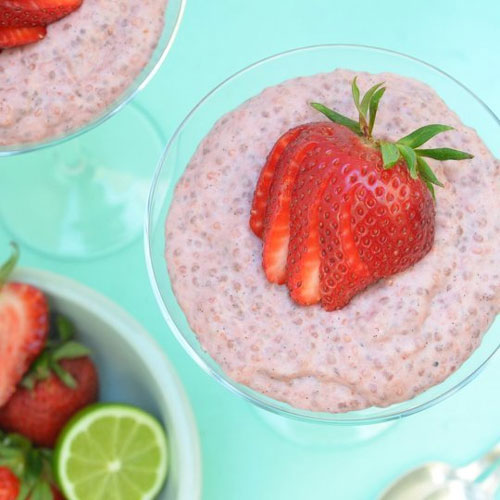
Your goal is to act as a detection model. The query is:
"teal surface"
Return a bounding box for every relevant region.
[2,0,500,498]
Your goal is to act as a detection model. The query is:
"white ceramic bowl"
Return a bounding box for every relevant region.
[12,268,201,500]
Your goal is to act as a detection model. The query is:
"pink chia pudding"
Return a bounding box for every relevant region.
[165,69,500,413]
[0,0,167,146]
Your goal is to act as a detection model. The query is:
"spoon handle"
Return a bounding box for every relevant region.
[455,443,500,482]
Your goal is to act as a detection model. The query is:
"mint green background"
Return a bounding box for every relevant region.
[2,0,500,498]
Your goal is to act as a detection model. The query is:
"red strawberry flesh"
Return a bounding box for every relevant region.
[0,467,20,500]
[0,26,46,48]
[0,283,49,406]
[319,182,372,311]
[319,145,435,310]
[262,122,339,284]
[0,357,98,447]
[0,0,83,28]
[286,125,356,304]
[250,124,309,238]
[350,167,435,279]
[287,171,330,305]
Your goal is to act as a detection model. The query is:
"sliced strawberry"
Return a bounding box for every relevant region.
[0,0,83,28]
[0,245,49,406]
[287,125,361,304]
[287,171,331,305]
[262,123,339,284]
[0,283,49,406]
[250,124,309,238]
[0,26,46,48]
[319,183,372,311]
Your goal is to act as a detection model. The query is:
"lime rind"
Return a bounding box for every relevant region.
[55,403,168,500]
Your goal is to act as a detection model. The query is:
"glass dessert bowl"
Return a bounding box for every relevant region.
[145,45,500,429]
[0,0,185,259]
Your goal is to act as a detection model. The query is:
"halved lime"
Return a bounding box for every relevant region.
[54,403,168,500]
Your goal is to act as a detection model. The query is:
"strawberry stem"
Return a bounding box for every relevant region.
[310,77,474,196]
[21,314,91,390]
[0,242,19,288]
[0,431,55,499]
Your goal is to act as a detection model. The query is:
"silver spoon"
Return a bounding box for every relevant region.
[379,443,500,500]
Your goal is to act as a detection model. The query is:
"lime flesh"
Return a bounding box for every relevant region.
[55,403,168,500]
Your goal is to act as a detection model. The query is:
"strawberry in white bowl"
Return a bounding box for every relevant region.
[0,244,201,499]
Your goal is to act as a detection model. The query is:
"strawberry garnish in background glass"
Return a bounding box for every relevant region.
[0,0,83,49]
[250,78,473,310]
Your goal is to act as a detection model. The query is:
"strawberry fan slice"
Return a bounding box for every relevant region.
[250,77,473,311]
[0,0,83,28]
[250,124,308,238]
[0,25,46,47]
[262,122,339,284]
[287,124,356,305]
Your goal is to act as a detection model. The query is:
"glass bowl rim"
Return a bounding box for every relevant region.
[0,0,186,156]
[145,43,500,425]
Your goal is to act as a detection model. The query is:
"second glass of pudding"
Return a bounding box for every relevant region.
[0,0,185,259]
[146,45,500,444]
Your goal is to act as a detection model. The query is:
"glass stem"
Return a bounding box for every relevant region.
[54,139,89,182]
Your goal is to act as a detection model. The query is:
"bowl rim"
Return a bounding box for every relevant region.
[0,0,186,156]
[13,267,202,500]
[144,43,500,425]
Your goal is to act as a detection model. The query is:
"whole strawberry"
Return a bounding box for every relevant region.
[0,315,99,448]
[0,432,64,499]
[250,78,473,310]
[0,243,49,407]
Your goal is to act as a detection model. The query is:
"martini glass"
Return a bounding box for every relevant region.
[0,0,185,259]
[145,45,500,445]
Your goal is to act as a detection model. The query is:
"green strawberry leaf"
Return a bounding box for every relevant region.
[415,147,474,161]
[24,455,42,485]
[0,242,19,287]
[380,141,401,169]
[29,481,52,500]
[52,341,90,362]
[424,179,436,200]
[51,362,77,389]
[20,312,90,389]
[310,103,362,135]
[5,434,31,452]
[17,483,32,500]
[360,82,384,119]
[397,144,418,179]
[311,77,473,198]
[397,124,454,148]
[417,156,444,188]
[368,86,386,135]
[351,77,361,114]
[0,432,56,500]
[20,373,36,390]
[56,314,75,342]
[21,352,51,389]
